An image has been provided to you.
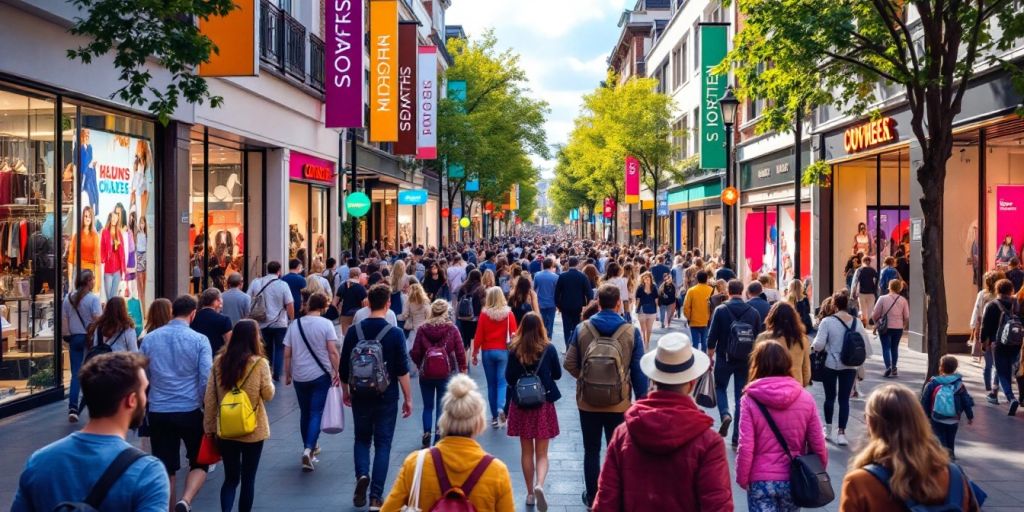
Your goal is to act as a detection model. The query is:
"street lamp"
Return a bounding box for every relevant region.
[719,86,740,270]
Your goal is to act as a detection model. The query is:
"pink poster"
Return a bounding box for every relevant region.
[996,185,1024,264]
[625,156,640,203]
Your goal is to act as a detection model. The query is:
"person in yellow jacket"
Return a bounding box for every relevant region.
[683,270,715,352]
[382,374,515,512]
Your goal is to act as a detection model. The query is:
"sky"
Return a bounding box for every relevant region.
[446,0,633,179]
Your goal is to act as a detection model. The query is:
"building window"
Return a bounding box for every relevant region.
[671,45,682,89]
[655,60,668,94]
[674,115,689,159]
[693,20,700,71]
[679,40,688,85]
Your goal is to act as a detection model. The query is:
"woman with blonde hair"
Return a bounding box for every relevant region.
[786,279,815,335]
[301,274,328,315]
[840,384,981,511]
[411,300,467,447]
[381,375,514,512]
[401,282,431,341]
[482,269,497,290]
[473,287,518,428]
[623,263,638,322]
[389,263,409,331]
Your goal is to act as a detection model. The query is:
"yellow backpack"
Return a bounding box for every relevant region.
[217,362,260,439]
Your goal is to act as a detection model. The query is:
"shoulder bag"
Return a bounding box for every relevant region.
[751,398,835,508]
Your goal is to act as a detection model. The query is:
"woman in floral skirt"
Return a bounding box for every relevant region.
[504,312,561,512]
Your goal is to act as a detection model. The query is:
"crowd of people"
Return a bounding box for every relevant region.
[13,230,1015,511]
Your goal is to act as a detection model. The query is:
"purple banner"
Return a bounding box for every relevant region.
[326,0,364,128]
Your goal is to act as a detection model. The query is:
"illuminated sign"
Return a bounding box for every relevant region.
[844,117,896,153]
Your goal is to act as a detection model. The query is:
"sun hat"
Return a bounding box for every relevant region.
[640,332,710,385]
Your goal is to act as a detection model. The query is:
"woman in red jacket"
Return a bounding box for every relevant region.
[473,286,518,428]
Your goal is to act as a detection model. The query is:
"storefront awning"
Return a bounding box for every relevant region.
[668,180,722,210]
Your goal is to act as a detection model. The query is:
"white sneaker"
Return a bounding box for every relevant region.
[824,424,832,438]
[302,449,315,472]
[534,486,548,512]
[835,433,849,446]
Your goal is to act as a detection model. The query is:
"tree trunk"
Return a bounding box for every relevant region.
[918,149,950,378]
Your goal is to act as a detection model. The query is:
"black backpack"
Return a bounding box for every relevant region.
[837,316,867,367]
[723,305,756,362]
[457,292,477,321]
[83,330,125,364]
[514,348,548,409]
[53,448,147,511]
[994,300,1024,347]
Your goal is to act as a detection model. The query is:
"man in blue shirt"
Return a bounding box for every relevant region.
[282,258,307,308]
[534,257,560,339]
[13,352,169,512]
[650,254,671,285]
[745,281,772,328]
[140,295,213,512]
[707,280,763,447]
[528,253,543,276]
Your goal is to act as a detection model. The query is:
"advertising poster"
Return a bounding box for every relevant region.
[744,210,778,279]
[996,185,1024,265]
[867,207,910,259]
[325,0,364,128]
[416,46,438,159]
[370,0,398,142]
[699,23,728,169]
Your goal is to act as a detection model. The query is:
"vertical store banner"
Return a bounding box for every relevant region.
[625,156,640,204]
[197,0,257,76]
[657,190,669,217]
[417,46,438,159]
[325,0,364,128]
[369,0,398,141]
[699,23,728,170]
[448,80,467,109]
[395,22,419,154]
[603,197,616,218]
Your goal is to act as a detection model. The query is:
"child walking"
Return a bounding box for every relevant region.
[920,355,974,459]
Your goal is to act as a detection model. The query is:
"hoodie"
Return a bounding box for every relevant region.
[592,391,731,512]
[410,321,467,374]
[736,376,827,489]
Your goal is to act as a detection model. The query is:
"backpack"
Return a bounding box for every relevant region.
[929,379,962,421]
[723,305,757,362]
[513,348,548,409]
[248,278,279,323]
[456,293,477,321]
[876,296,902,336]
[84,330,126,364]
[578,322,632,407]
[994,301,1024,347]
[52,448,147,511]
[349,323,393,396]
[428,448,494,512]
[837,316,867,367]
[420,335,453,380]
[864,462,970,512]
[217,362,260,439]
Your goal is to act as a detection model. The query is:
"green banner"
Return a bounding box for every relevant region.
[700,24,728,170]
[448,163,465,178]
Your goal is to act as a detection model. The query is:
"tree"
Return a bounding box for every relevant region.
[66,0,236,125]
[725,0,1024,376]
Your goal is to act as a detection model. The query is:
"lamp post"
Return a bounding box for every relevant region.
[718,85,740,270]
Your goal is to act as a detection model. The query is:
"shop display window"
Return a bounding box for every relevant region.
[288,182,329,271]
[742,204,811,286]
[985,131,1024,272]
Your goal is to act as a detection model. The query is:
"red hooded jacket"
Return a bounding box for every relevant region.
[592,390,732,512]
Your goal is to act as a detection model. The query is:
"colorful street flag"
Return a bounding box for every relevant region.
[625,156,640,204]
[325,0,364,128]
[370,0,398,141]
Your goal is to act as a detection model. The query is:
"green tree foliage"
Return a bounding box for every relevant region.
[725,0,1024,376]
[66,0,236,125]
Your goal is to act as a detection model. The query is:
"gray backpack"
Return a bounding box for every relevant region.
[248,278,279,323]
[349,323,393,395]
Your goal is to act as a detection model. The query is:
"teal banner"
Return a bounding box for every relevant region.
[700,24,728,170]
[448,80,467,112]
[448,163,465,178]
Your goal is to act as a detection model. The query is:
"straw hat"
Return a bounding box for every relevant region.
[640,332,710,385]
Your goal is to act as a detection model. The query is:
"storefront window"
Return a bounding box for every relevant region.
[288,151,334,271]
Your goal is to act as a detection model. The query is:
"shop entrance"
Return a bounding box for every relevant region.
[288,182,329,271]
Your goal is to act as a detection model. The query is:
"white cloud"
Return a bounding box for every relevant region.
[450,0,624,38]
[567,54,609,75]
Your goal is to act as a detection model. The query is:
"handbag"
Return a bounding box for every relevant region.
[321,384,346,434]
[752,399,835,508]
[692,367,717,408]
[810,350,828,383]
[400,449,429,512]
[513,348,548,409]
[196,433,222,465]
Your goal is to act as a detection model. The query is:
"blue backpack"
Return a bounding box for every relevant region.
[864,463,983,511]
[930,381,960,421]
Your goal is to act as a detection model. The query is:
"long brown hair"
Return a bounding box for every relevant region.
[764,301,806,349]
[144,298,173,334]
[217,319,266,389]
[88,296,135,345]
[746,340,793,385]
[850,384,951,503]
[508,275,532,309]
[510,312,548,366]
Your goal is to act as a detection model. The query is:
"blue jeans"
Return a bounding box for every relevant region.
[689,326,709,352]
[879,328,903,369]
[352,396,399,500]
[420,378,448,433]
[102,272,121,300]
[261,327,287,380]
[714,357,747,442]
[930,420,959,457]
[994,345,1021,402]
[540,307,556,341]
[659,305,672,326]
[481,349,509,420]
[984,344,996,392]
[293,374,331,450]
[67,334,87,412]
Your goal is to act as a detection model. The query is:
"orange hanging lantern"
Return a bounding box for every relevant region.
[721,186,739,206]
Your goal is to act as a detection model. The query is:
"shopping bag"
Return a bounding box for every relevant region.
[692,368,717,409]
[196,434,221,465]
[401,449,429,512]
[321,385,346,434]
[127,297,144,337]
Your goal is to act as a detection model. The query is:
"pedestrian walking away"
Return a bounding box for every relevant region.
[410,299,467,447]
[921,355,975,459]
[812,292,873,446]
[473,286,518,428]
[554,256,594,345]
[61,270,102,423]
[707,279,763,447]
[248,261,295,381]
[872,279,910,378]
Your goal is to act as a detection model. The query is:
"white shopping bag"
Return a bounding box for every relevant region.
[321,385,345,434]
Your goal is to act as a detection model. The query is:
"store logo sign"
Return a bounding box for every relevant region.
[303,164,332,183]
[398,189,428,205]
[844,117,896,153]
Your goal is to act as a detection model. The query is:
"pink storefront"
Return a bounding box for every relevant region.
[288,151,337,270]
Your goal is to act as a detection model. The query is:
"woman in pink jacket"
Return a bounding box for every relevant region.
[872,279,910,378]
[737,340,828,511]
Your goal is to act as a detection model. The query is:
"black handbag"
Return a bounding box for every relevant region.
[752,399,835,508]
[810,350,828,383]
[514,349,548,409]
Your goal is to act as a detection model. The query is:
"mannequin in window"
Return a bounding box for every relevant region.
[853,222,872,256]
[68,206,101,293]
[130,139,151,218]
[996,234,1017,267]
[78,129,99,213]
[100,210,125,301]
[136,216,148,311]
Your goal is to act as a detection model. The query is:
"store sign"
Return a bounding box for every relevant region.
[289,152,336,185]
[996,186,1024,254]
[657,191,669,217]
[740,145,811,191]
[625,156,640,204]
[843,117,896,153]
[395,23,418,155]
[700,23,728,169]
[325,0,364,128]
[416,46,438,159]
[398,189,428,205]
[198,0,257,76]
[459,217,471,228]
[453,207,462,218]
[369,0,398,142]
[346,191,371,217]
[448,163,465,178]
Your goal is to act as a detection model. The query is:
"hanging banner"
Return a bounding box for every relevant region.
[452,207,462,218]
[625,156,640,204]
[657,190,669,217]
[699,23,728,169]
[325,0,364,128]
[603,197,615,218]
[369,0,398,141]
[448,163,465,178]
[448,80,467,110]
[395,22,418,155]
[416,46,438,159]
[510,184,519,210]
[465,179,480,192]
[198,0,257,76]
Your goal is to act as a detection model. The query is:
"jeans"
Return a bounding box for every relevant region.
[689,326,709,352]
[481,350,509,420]
[540,307,557,341]
[458,320,477,351]
[930,421,959,457]
[419,377,448,433]
[659,305,672,325]
[261,327,287,380]
[748,481,797,512]
[353,396,399,500]
[579,410,624,503]
[714,358,748,442]
[994,345,1021,402]
[217,439,264,512]
[103,272,121,300]
[821,367,857,429]
[561,310,581,346]
[879,328,903,369]
[67,334,87,412]
[984,344,996,392]
[293,374,331,450]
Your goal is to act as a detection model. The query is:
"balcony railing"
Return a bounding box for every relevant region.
[309,35,325,92]
[259,0,323,94]
[259,0,283,67]
[283,15,306,79]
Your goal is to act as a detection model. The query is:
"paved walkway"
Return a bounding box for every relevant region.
[1,316,1022,511]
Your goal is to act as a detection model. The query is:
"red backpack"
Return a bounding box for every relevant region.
[420,337,453,380]
[428,448,493,512]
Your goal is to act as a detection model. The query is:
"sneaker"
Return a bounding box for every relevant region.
[68,411,79,424]
[1010,400,1019,416]
[718,415,732,437]
[312,445,321,457]
[369,498,383,512]
[987,393,999,405]
[301,449,315,472]
[354,475,370,507]
[824,424,832,438]
[534,486,548,512]
[526,494,536,506]
[498,410,508,428]
[835,433,849,446]
[883,367,892,378]
[491,418,499,429]
[422,432,432,448]
[174,500,191,512]
[891,367,898,378]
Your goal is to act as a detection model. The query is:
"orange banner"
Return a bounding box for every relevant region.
[370,0,399,141]
[198,0,257,77]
